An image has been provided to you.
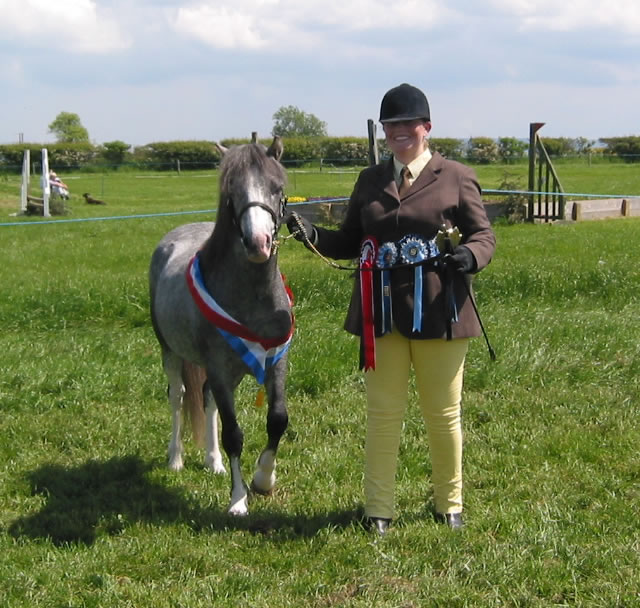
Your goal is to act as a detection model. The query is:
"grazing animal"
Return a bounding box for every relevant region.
[83,193,106,205]
[149,140,292,516]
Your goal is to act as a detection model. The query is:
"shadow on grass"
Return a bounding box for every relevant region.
[8,455,361,546]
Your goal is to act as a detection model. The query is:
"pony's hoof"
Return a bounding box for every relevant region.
[168,456,184,471]
[250,473,276,496]
[228,497,249,516]
[205,454,226,474]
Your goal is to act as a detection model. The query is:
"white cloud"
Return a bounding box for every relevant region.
[0,0,130,53]
[487,0,640,33]
[173,5,268,49]
[171,0,446,51]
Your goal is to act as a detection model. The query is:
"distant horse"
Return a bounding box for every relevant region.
[149,142,292,516]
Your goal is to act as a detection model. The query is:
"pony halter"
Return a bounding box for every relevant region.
[229,194,288,250]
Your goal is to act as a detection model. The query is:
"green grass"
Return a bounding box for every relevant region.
[0,169,639,606]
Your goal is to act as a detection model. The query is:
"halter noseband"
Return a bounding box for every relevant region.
[229,195,288,243]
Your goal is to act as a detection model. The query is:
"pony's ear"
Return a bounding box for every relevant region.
[266,135,284,161]
[214,142,228,157]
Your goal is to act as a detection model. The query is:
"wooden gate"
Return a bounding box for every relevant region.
[528,122,566,222]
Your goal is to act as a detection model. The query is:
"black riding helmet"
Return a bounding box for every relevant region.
[379,83,430,123]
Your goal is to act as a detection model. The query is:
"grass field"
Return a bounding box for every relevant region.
[0,164,639,606]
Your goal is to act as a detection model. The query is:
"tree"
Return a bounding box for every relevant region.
[272,105,327,137]
[48,112,90,143]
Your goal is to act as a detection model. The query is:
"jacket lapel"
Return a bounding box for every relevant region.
[409,151,443,194]
[379,158,400,200]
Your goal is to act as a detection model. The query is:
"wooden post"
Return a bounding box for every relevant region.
[251,132,258,143]
[367,119,379,167]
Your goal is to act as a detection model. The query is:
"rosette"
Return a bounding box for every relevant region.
[360,237,378,371]
[399,235,438,332]
[377,241,398,335]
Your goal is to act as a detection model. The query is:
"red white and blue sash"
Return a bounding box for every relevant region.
[186,254,294,384]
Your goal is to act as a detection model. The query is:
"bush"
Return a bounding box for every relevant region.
[133,140,221,170]
[498,137,528,163]
[467,137,499,164]
[430,138,465,160]
[600,136,640,162]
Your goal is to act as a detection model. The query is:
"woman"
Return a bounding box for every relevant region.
[287,83,496,534]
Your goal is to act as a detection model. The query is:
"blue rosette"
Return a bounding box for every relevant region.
[377,242,398,334]
[399,235,437,332]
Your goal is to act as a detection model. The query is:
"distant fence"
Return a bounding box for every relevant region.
[2,154,640,176]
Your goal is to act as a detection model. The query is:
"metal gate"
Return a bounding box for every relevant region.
[528,123,566,222]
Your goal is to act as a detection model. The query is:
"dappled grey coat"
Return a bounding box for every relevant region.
[312,151,496,341]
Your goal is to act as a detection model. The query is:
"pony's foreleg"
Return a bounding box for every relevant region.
[203,382,225,474]
[165,359,185,471]
[251,381,289,495]
[251,449,277,495]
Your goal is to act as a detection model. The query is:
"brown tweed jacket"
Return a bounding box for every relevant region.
[312,152,496,340]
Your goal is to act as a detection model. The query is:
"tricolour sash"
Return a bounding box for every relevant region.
[186,254,294,384]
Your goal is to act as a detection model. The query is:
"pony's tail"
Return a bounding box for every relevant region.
[181,360,207,448]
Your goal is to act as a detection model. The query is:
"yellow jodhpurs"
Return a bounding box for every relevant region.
[363,332,469,519]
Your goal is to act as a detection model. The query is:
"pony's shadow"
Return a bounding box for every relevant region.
[8,455,360,546]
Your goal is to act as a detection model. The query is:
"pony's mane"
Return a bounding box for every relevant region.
[203,144,287,261]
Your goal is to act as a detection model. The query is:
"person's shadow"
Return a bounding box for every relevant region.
[8,455,360,546]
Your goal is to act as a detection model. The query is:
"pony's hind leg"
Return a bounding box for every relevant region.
[203,381,226,474]
[212,382,250,515]
[164,353,185,471]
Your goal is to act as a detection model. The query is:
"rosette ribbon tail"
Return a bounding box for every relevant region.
[377,242,397,335]
[360,238,378,371]
[412,266,423,333]
[399,236,435,334]
[382,270,392,334]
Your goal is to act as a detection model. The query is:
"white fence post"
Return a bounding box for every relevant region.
[41,148,50,217]
[20,149,30,213]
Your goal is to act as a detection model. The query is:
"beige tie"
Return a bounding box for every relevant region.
[398,166,411,197]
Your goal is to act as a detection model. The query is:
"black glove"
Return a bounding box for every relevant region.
[286,213,317,245]
[444,245,476,273]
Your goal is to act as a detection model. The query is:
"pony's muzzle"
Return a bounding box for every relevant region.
[243,232,273,263]
[241,206,276,263]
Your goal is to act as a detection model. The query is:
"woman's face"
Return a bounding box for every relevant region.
[383,119,431,164]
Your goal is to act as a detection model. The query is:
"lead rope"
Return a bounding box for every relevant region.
[284,212,440,273]
[283,211,497,361]
[283,212,359,271]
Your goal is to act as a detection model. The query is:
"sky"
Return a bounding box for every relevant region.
[1,0,639,147]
